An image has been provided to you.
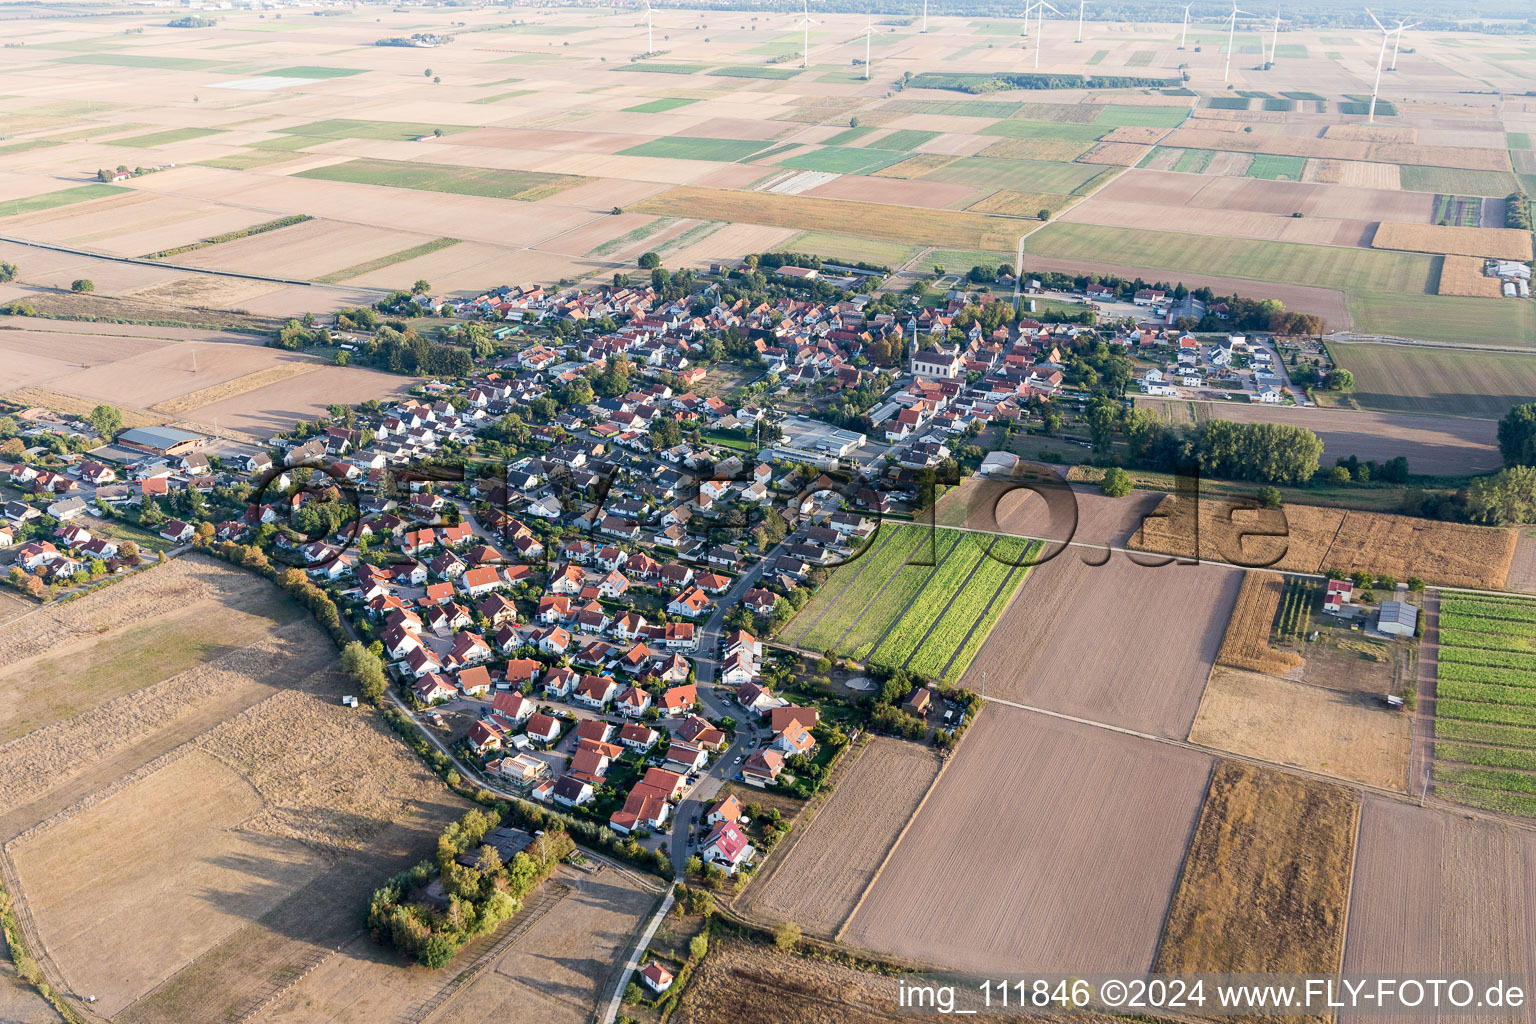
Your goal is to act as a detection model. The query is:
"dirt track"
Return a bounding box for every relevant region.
[841,704,1211,974]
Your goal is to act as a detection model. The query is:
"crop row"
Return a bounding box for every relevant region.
[1438,612,1536,638]
[1436,698,1536,728]
[845,531,962,661]
[1435,742,1536,772]
[1437,662,1536,689]
[905,542,1022,680]
[1434,764,1536,796]
[932,542,1042,684]
[1437,680,1536,708]
[868,536,991,669]
[1275,578,1315,641]
[1436,646,1536,673]
[797,526,924,651]
[1435,717,1536,750]
[1432,783,1536,819]
[1441,597,1536,624]
[1436,628,1536,654]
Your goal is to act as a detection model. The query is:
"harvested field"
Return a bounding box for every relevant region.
[1154,761,1359,1016]
[976,136,1096,162]
[1079,142,1150,165]
[1328,342,1536,418]
[959,553,1239,740]
[149,362,319,414]
[1439,254,1506,297]
[747,738,941,937]
[965,188,1074,217]
[1322,511,1516,591]
[868,153,959,179]
[1324,123,1417,143]
[1302,158,1402,189]
[1100,125,1166,144]
[1217,572,1303,676]
[1129,495,1344,575]
[841,704,1211,973]
[1189,668,1410,791]
[630,186,1018,250]
[1373,221,1534,261]
[1342,797,1536,1019]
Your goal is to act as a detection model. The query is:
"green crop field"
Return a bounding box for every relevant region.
[262,66,365,78]
[775,146,907,174]
[1510,133,1533,150]
[866,129,941,150]
[1399,165,1520,196]
[1328,342,1536,418]
[619,136,769,161]
[294,159,583,201]
[783,231,920,268]
[1027,221,1535,345]
[196,150,300,171]
[1246,154,1306,180]
[880,98,1023,118]
[282,119,474,141]
[866,534,987,667]
[1434,595,1536,818]
[623,97,700,113]
[1086,49,1109,64]
[822,125,875,145]
[612,62,706,74]
[1093,104,1189,128]
[795,526,927,651]
[708,65,801,79]
[978,119,1106,143]
[316,237,460,284]
[1172,148,1215,173]
[55,53,224,71]
[907,538,1037,681]
[922,155,1110,195]
[107,127,223,147]
[842,531,963,661]
[0,184,125,219]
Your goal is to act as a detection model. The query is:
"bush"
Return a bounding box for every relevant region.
[1257,485,1282,508]
[1100,466,1131,497]
[773,921,801,950]
[71,278,94,293]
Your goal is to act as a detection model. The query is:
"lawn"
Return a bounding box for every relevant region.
[618,136,770,161]
[107,127,224,148]
[1433,595,1536,817]
[1246,154,1306,180]
[281,119,474,141]
[783,231,919,268]
[1328,342,1536,418]
[1093,104,1189,128]
[775,146,907,174]
[1399,165,1520,197]
[623,97,701,113]
[55,53,224,70]
[261,66,365,78]
[293,159,584,201]
[0,184,126,218]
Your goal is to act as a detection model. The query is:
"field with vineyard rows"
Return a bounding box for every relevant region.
[906,537,1041,683]
[1431,594,1536,817]
[1276,577,1319,642]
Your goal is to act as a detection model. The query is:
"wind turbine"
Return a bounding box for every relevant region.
[864,12,872,79]
[1268,3,1280,65]
[1388,14,1417,70]
[1222,0,1255,82]
[1021,0,1035,39]
[796,0,816,69]
[1178,2,1192,49]
[921,0,928,33]
[643,0,653,55]
[1362,9,1415,121]
[1032,0,1062,68]
[1075,0,1085,43]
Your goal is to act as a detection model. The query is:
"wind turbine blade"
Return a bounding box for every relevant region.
[1400,20,1420,30]
[1363,7,1386,31]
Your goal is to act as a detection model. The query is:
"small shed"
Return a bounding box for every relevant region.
[1377,600,1418,637]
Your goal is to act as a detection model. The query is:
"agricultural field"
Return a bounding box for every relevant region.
[1432,594,1536,818]
[745,738,942,937]
[1329,342,1536,419]
[0,557,467,1023]
[1215,572,1303,676]
[960,553,1239,740]
[791,526,1036,683]
[294,160,587,201]
[841,705,1212,973]
[1372,221,1534,261]
[1154,762,1359,1016]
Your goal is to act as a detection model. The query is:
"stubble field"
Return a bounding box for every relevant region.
[1328,342,1536,420]
[747,737,942,937]
[841,705,1212,974]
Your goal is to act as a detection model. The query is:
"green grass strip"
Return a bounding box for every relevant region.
[142,214,312,259]
[315,237,459,284]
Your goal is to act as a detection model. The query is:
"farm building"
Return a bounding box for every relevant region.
[116,426,207,457]
[1323,579,1354,614]
[1377,600,1418,637]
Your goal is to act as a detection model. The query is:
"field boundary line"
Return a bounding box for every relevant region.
[850,531,961,660]
[898,536,995,671]
[833,713,965,944]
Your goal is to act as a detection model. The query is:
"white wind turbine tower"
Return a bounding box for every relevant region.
[864,12,872,78]
[796,0,817,69]
[921,0,928,33]
[1387,13,1417,70]
[1178,2,1192,49]
[1268,3,1280,64]
[1222,0,1255,81]
[643,0,653,55]
[1075,0,1086,44]
[1032,0,1062,68]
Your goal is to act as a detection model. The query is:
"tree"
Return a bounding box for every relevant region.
[1100,466,1131,497]
[849,115,861,128]
[1256,485,1282,508]
[1037,208,1051,221]
[418,934,456,969]
[88,404,122,439]
[638,251,662,270]
[412,279,431,295]
[1499,402,1536,467]
[0,261,16,283]
[341,641,388,702]
[1326,368,1354,391]
[1328,465,1351,485]
[424,68,432,76]
[433,76,440,84]
[773,921,801,950]
[71,278,94,293]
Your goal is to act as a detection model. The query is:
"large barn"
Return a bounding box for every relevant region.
[116,426,207,457]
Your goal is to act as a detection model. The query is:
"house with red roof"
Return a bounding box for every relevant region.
[699,820,753,874]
